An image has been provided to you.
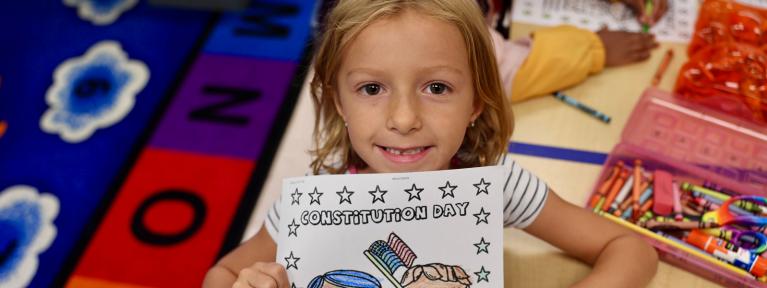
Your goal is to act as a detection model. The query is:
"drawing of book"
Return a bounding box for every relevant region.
[364,233,417,288]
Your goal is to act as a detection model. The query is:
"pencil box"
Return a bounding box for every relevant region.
[586,87,767,287]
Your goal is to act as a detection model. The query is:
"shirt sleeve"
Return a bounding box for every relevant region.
[499,154,549,229]
[264,196,281,242]
[511,25,606,103]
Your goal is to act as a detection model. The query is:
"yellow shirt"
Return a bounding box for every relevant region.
[511,25,606,103]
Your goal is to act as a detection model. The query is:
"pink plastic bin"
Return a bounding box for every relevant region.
[587,88,767,287]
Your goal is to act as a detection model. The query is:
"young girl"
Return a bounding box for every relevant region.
[203,0,658,287]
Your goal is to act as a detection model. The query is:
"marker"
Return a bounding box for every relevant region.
[642,0,654,33]
[0,121,6,139]
[552,91,611,124]
[652,49,674,86]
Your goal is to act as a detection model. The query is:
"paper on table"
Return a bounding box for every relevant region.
[511,0,700,43]
[276,166,505,288]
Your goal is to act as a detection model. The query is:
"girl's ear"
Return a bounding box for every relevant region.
[331,86,347,121]
[471,100,484,123]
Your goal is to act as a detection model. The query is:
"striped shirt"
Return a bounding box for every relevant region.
[265,154,549,240]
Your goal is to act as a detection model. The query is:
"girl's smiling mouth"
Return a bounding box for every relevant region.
[376,145,433,163]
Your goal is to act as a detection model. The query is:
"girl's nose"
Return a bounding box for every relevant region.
[386,92,422,134]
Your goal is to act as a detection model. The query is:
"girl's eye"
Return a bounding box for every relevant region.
[427,83,449,95]
[360,84,381,95]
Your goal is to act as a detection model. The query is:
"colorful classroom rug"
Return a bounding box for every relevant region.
[0,0,316,287]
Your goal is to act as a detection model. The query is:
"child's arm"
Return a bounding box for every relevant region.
[523,190,658,287]
[509,26,657,103]
[202,226,289,288]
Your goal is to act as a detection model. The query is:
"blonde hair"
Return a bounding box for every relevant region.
[310,0,512,174]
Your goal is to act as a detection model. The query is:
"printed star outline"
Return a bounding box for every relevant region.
[290,188,303,205]
[474,207,490,225]
[285,251,300,270]
[475,266,490,282]
[438,181,458,199]
[308,187,323,205]
[288,218,300,237]
[473,178,491,195]
[369,185,388,204]
[336,186,354,204]
[474,237,490,254]
[404,183,424,201]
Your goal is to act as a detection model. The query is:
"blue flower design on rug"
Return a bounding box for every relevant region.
[63,0,138,25]
[0,186,59,288]
[41,40,149,143]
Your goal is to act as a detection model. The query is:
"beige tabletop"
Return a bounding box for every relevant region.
[243,22,726,287]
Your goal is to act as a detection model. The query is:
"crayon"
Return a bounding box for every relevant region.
[641,219,719,230]
[690,193,753,216]
[594,210,753,278]
[591,162,623,208]
[593,197,606,212]
[651,49,674,86]
[618,186,653,218]
[639,211,655,223]
[552,91,611,124]
[673,182,683,221]
[682,182,729,202]
[632,160,643,215]
[610,175,635,213]
[603,170,629,212]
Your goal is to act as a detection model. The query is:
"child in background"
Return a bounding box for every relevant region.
[483,0,669,102]
[203,0,659,287]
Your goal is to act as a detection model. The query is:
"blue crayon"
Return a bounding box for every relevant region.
[640,187,653,204]
[621,187,654,219]
[552,91,611,124]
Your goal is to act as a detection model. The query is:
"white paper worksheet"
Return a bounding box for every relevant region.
[512,0,699,43]
[512,0,767,43]
[276,166,506,288]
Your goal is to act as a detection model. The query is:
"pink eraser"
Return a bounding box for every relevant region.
[653,170,674,215]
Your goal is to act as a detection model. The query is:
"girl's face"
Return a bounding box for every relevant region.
[335,9,482,173]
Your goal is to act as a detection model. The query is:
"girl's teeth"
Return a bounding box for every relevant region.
[385,147,424,155]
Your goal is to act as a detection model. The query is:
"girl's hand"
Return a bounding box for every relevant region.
[620,0,669,26]
[232,262,289,288]
[597,27,659,67]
